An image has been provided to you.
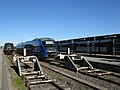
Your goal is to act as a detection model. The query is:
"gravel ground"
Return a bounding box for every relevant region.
[40,61,120,90]
[42,67,94,90]
[4,54,120,90]
[41,62,100,90]
[4,55,28,90]
[30,83,59,90]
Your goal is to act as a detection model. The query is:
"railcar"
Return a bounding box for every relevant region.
[16,38,58,59]
[57,34,120,57]
[3,43,14,55]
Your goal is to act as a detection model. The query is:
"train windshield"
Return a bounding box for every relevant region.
[43,40,57,52]
[45,41,55,45]
[42,40,55,45]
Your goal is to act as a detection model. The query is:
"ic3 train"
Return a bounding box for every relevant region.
[16,38,58,59]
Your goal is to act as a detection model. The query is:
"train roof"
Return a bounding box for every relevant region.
[33,38,55,41]
[4,43,14,46]
[57,33,120,43]
[16,37,55,47]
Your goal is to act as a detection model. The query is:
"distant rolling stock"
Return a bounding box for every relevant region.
[57,34,120,57]
[3,43,14,55]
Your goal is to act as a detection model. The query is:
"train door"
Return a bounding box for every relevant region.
[70,43,77,53]
[89,43,92,55]
[116,39,120,55]
[107,41,113,55]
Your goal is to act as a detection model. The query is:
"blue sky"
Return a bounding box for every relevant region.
[0,0,120,45]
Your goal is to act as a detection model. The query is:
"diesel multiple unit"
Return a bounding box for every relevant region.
[16,38,58,59]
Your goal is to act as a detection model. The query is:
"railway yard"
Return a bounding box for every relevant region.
[1,0,120,89]
[0,48,120,90]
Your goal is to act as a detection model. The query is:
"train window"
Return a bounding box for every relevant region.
[116,39,120,51]
[32,40,41,46]
[78,41,87,47]
[98,43,106,47]
[25,44,34,50]
[100,39,112,43]
[80,43,87,47]
[7,45,12,48]
[89,43,92,47]
[75,43,80,46]
[45,41,55,44]
[62,44,69,47]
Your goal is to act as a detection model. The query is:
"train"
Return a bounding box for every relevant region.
[3,43,14,55]
[56,34,120,57]
[16,38,58,59]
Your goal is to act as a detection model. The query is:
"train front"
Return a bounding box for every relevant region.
[42,38,58,59]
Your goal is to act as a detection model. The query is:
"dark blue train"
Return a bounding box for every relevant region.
[56,34,120,57]
[4,43,14,55]
[16,38,58,59]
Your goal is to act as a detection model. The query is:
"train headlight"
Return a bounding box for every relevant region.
[33,58,36,62]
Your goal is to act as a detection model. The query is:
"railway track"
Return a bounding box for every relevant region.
[78,69,120,86]
[42,57,120,90]
[40,61,108,90]
[6,55,70,90]
[66,55,120,86]
[6,53,120,90]
[22,72,69,90]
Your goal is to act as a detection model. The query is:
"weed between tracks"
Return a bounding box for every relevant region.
[12,77,27,90]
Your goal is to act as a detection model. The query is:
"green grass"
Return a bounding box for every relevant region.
[4,54,28,90]
[106,76,114,81]
[12,77,27,90]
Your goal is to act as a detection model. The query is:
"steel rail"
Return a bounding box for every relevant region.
[78,70,120,86]
[48,58,120,86]
[40,63,108,90]
[7,55,66,90]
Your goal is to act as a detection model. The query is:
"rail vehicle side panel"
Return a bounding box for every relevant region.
[56,34,120,57]
[16,38,58,59]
